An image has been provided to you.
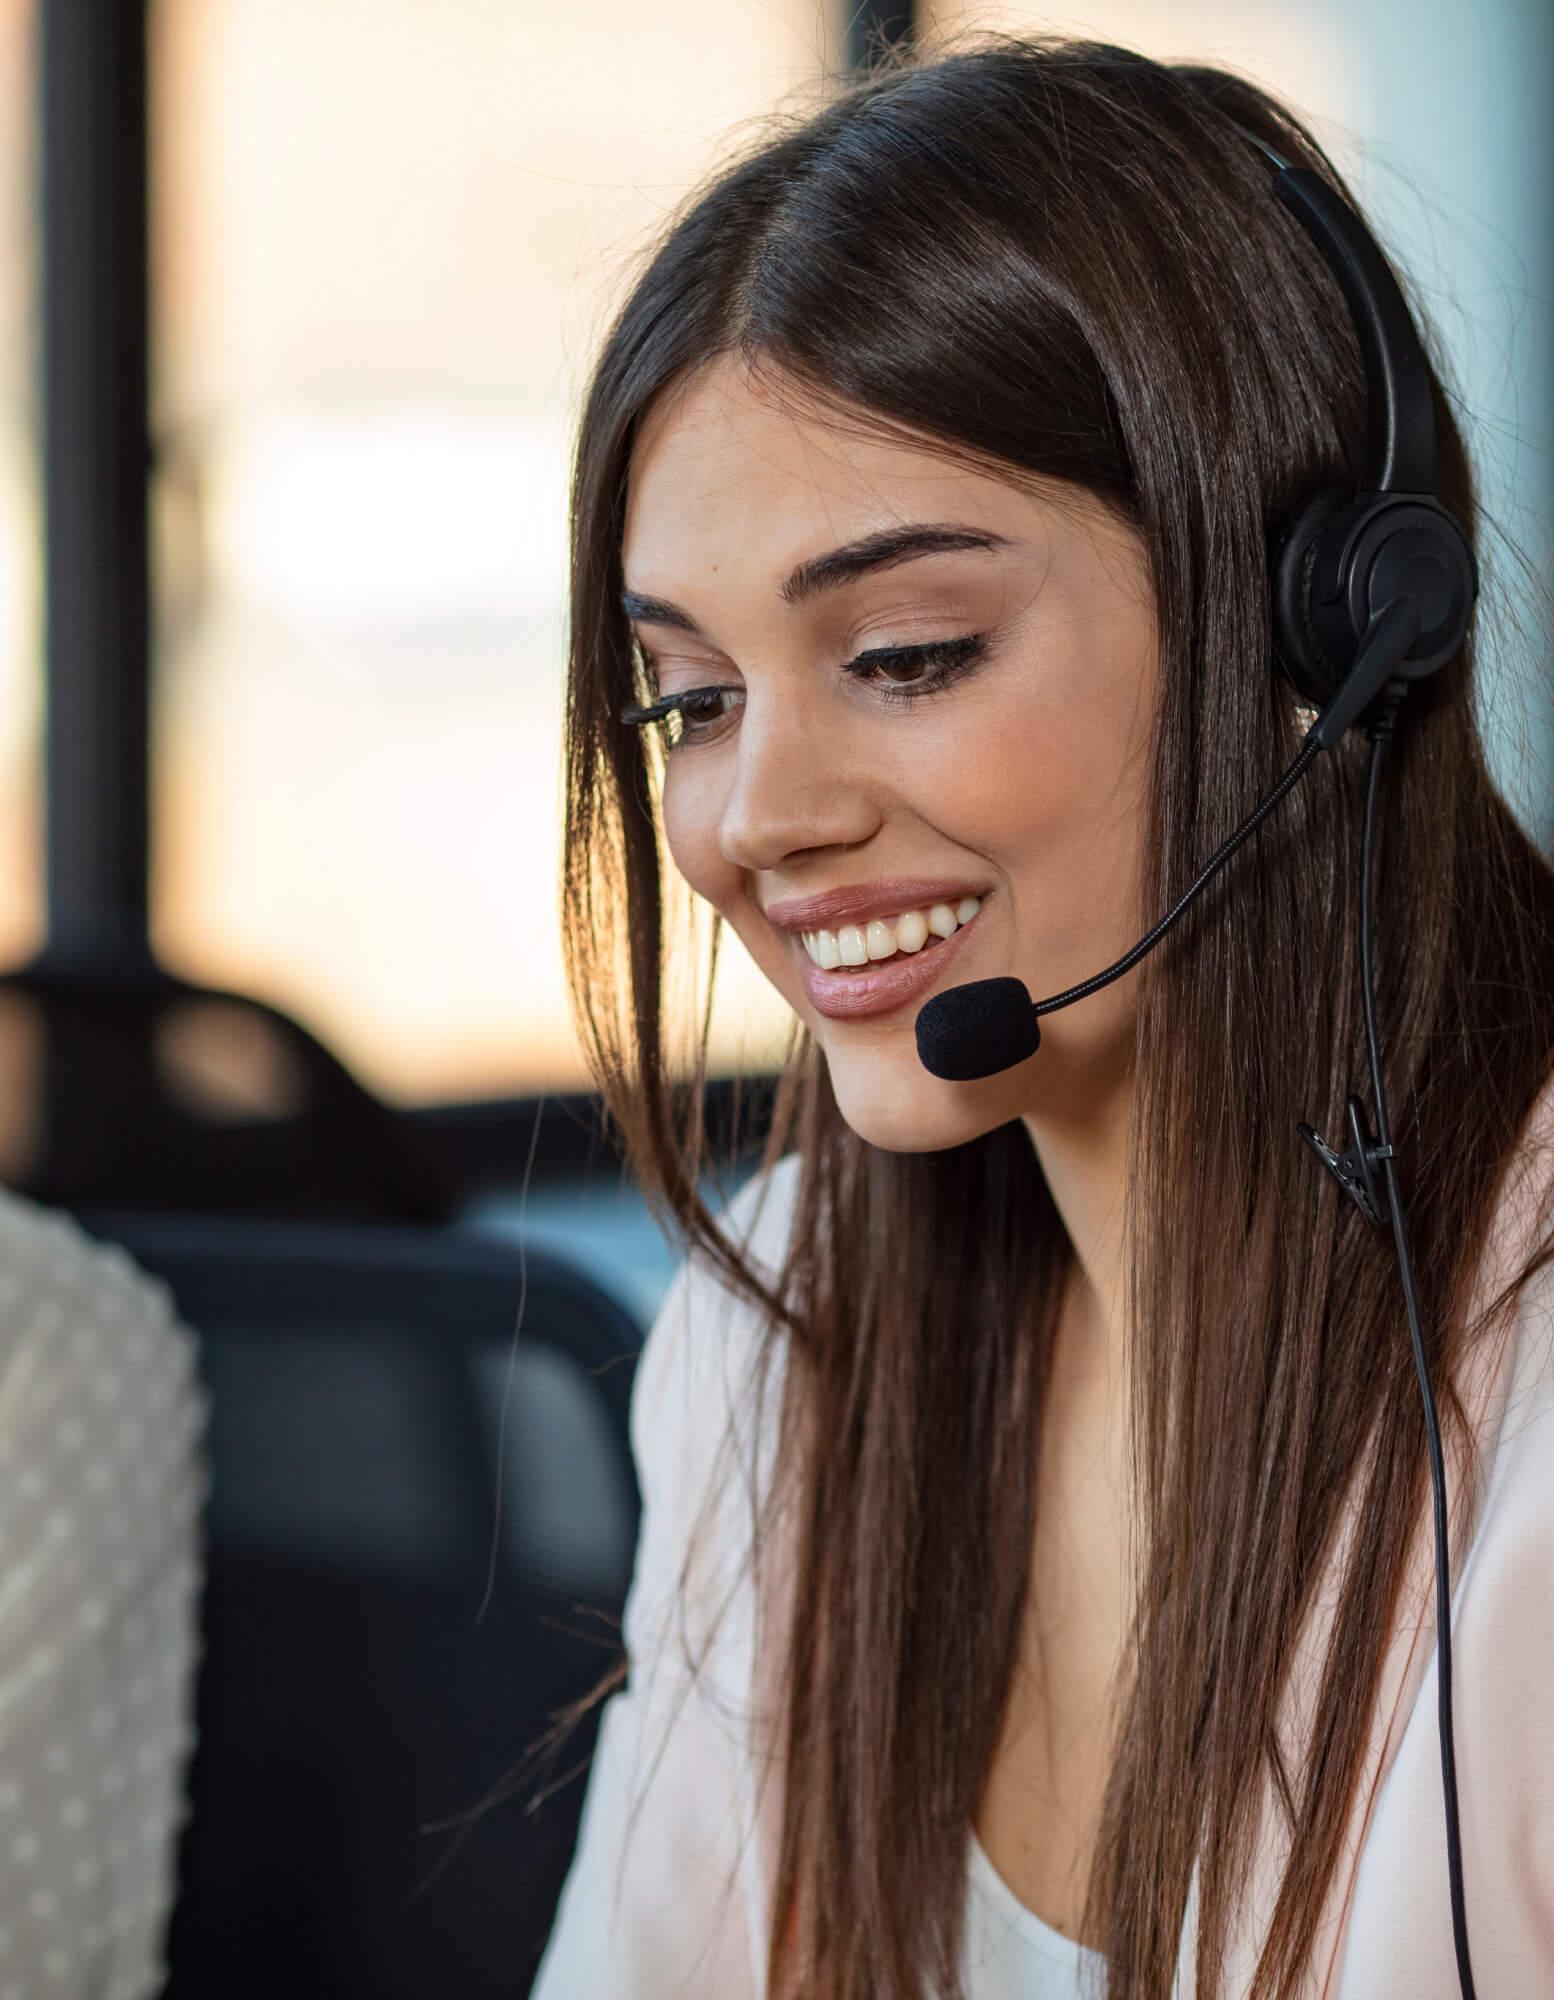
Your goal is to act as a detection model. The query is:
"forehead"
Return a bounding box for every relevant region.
[621,356,1038,585]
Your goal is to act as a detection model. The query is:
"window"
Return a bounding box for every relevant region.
[150,0,842,1104]
[0,2,41,968]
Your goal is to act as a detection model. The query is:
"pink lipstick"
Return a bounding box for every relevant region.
[794,901,986,1021]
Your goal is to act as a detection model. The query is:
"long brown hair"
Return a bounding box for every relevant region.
[555,33,1554,1998]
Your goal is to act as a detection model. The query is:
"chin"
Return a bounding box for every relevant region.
[821,1036,1024,1153]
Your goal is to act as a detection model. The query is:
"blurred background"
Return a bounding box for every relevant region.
[0,2,1548,1996]
[1,0,1549,1115]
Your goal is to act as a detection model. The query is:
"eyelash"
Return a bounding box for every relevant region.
[618,632,990,749]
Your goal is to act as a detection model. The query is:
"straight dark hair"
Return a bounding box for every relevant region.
[553,33,1554,1998]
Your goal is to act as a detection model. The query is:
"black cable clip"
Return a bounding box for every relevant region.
[1298,1094,1392,1228]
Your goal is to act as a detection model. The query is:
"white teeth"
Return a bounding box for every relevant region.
[800,895,982,970]
[894,909,928,953]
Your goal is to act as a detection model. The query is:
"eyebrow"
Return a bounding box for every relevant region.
[620,522,1015,635]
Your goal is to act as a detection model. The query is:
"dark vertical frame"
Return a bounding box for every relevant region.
[38,0,152,963]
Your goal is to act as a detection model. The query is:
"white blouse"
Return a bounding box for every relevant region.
[0,1189,207,2000]
[532,1150,1115,1998]
[533,1107,1554,1999]
[965,1828,1108,1997]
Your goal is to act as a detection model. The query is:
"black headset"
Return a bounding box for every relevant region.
[915,104,1483,2000]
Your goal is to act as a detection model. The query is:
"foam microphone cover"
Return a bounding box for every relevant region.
[915,977,1041,1081]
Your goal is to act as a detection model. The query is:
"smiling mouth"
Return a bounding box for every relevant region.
[788,896,988,1023]
[797,894,984,971]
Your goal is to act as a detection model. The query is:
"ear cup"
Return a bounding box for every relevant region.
[1271,483,1354,708]
[1337,498,1478,676]
[1273,485,1478,718]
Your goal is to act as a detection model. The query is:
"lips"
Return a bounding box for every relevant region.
[763,878,991,935]
[794,899,985,1020]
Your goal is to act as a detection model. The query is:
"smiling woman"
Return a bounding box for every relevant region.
[535,31,1554,2000]
[614,369,1155,1152]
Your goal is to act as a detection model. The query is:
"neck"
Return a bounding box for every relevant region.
[1020,1059,1134,1392]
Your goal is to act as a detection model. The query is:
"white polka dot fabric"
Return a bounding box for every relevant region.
[0,1192,207,2000]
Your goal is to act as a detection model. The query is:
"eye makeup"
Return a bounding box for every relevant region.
[619,631,991,748]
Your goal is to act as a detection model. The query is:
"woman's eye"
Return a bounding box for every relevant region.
[844,632,989,699]
[665,686,742,746]
[871,652,945,686]
[680,688,738,722]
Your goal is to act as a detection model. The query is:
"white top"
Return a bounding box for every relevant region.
[965,1827,1108,1997]
[532,1108,1554,1999]
[0,1190,207,2000]
[532,1148,1113,1999]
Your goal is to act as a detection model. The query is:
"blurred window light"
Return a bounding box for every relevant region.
[206,405,569,633]
[151,0,839,1105]
[0,2,42,970]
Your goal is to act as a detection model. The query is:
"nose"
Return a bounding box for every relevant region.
[717,687,881,873]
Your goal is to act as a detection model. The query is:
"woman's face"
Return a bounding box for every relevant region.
[620,356,1157,1152]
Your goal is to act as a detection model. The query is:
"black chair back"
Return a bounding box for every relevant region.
[75,1208,647,2000]
[1,951,455,1220]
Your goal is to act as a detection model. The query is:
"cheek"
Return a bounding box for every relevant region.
[661,763,739,911]
[981,656,1154,943]
[661,766,799,999]
[906,660,1149,935]
[896,689,1103,857]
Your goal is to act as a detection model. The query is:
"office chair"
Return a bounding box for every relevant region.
[0,950,455,1221]
[73,1207,649,2000]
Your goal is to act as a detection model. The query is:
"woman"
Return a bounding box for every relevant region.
[531,35,1554,2000]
